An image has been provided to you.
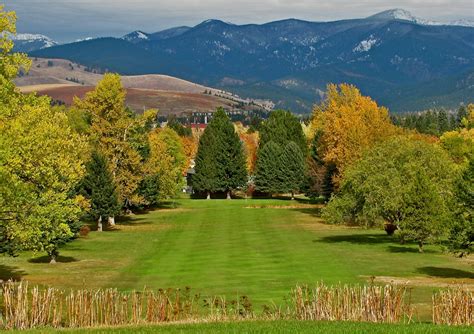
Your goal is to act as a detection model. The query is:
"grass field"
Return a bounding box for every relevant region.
[13,320,474,334]
[1,199,473,322]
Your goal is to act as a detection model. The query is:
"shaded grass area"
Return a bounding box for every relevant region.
[14,321,474,334]
[1,199,472,321]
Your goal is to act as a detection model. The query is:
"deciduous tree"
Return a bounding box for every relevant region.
[311,84,398,186]
[323,136,456,251]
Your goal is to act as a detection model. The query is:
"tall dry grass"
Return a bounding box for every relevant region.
[290,283,411,323]
[0,282,253,329]
[11,281,469,329]
[432,287,473,326]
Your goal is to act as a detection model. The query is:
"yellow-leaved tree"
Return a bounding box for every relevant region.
[310,83,398,187]
[140,128,186,204]
[73,74,157,222]
[0,6,89,262]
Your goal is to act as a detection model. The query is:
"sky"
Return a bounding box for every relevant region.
[4,0,474,42]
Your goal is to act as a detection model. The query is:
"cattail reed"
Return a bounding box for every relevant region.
[432,287,473,326]
[291,283,410,323]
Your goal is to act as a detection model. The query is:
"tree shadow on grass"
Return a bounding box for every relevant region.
[28,255,79,264]
[316,233,393,245]
[418,267,474,279]
[291,207,323,218]
[0,265,26,281]
[387,245,437,254]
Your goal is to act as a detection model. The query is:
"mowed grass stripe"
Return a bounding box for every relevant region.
[1,198,472,320]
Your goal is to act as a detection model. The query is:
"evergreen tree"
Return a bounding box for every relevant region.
[280,142,305,199]
[254,141,284,195]
[193,108,247,199]
[193,124,218,199]
[259,110,307,156]
[80,152,120,231]
[213,108,248,199]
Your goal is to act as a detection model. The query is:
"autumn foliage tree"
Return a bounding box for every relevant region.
[73,74,157,218]
[310,84,398,186]
[140,127,186,204]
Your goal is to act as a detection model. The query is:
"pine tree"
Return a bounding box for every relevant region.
[80,152,120,231]
[254,141,284,195]
[281,142,305,199]
[193,108,247,199]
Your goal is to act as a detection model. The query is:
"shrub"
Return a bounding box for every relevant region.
[79,225,90,237]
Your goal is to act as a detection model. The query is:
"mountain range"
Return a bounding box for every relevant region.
[18,9,474,113]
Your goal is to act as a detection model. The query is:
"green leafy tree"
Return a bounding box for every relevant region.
[0,8,88,262]
[448,159,474,257]
[193,108,247,199]
[79,151,120,231]
[254,141,284,195]
[323,136,456,251]
[259,110,307,156]
[399,172,446,252]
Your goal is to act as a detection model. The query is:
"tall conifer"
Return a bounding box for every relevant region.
[80,152,120,231]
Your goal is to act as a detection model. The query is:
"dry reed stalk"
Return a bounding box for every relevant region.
[432,287,473,326]
[291,283,410,323]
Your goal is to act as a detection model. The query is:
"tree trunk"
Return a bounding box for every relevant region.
[206,192,211,200]
[226,190,231,200]
[291,191,295,200]
[97,215,103,232]
[49,248,58,264]
[108,216,115,226]
[418,241,424,253]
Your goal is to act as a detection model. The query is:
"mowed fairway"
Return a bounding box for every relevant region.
[1,199,473,318]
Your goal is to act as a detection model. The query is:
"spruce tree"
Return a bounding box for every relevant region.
[281,141,305,199]
[259,110,307,156]
[213,108,248,199]
[80,152,120,231]
[193,108,247,199]
[254,141,284,195]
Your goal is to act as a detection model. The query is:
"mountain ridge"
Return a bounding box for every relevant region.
[21,9,474,112]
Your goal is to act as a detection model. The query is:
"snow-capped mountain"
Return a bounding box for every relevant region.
[122,30,150,43]
[32,9,474,113]
[12,33,57,52]
[369,8,474,27]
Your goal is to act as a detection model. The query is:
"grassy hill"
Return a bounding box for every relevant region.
[17,58,272,115]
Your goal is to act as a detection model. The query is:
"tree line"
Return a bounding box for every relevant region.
[1,6,472,261]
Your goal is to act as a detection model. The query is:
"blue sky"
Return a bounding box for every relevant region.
[4,0,473,42]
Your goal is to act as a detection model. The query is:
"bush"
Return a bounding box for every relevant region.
[79,225,90,237]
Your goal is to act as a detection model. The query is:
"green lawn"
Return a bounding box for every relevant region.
[13,321,474,334]
[1,199,473,320]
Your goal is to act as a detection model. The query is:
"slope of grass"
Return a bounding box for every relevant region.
[14,320,474,334]
[1,199,472,320]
